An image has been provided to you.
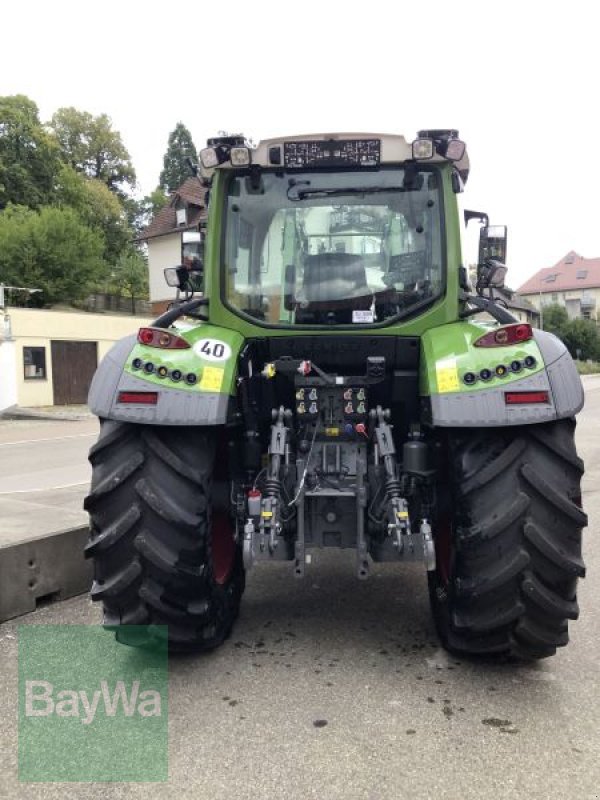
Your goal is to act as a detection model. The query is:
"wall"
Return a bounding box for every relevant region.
[0,338,17,412]
[147,234,181,305]
[522,287,600,322]
[9,308,151,407]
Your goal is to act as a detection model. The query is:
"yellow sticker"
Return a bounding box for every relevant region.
[397,511,409,519]
[200,366,224,392]
[436,359,460,393]
[261,510,273,518]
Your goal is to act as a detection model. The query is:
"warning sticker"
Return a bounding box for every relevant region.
[436,359,460,393]
[200,366,224,392]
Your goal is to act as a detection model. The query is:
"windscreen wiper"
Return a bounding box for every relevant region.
[287,184,407,201]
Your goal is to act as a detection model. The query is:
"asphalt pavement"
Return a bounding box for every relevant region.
[1,379,600,799]
[0,418,97,544]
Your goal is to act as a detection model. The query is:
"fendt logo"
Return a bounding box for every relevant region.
[25,680,162,725]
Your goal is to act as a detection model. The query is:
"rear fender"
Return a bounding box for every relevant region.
[420,322,584,427]
[88,324,244,425]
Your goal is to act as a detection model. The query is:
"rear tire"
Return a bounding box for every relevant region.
[84,421,244,652]
[428,418,586,660]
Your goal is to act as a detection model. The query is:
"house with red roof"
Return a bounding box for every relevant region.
[517,251,599,323]
[138,177,207,315]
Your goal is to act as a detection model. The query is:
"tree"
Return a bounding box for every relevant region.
[110,249,149,314]
[0,95,61,209]
[159,122,197,193]
[146,186,169,216]
[0,204,105,304]
[55,165,131,264]
[541,303,599,361]
[49,107,136,197]
[562,319,600,361]
[541,303,569,339]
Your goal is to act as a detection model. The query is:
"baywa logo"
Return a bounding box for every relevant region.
[19,625,168,782]
[25,679,162,725]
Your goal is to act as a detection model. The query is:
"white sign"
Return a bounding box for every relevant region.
[193,338,232,362]
[352,309,374,323]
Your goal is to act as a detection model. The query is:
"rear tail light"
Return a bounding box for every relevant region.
[118,391,159,405]
[505,391,549,405]
[474,324,533,347]
[137,328,190,349]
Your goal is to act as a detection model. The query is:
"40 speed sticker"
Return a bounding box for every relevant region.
[193,338,232,362]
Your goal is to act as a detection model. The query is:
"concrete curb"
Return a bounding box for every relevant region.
[0,407,94,421]
[0,525,92,623]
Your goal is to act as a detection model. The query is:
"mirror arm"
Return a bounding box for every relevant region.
[152,297,209,328]
[459,291,518,324]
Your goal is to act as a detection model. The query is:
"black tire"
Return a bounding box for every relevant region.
[84,420,244,652]
[428,418,587,660]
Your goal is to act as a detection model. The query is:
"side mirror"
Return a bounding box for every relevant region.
[164,265,189,289]
[477,259,508,290]
[283,264,296,311]
[479,224,508,266]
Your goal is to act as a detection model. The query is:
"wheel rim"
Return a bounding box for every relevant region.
[211,511,236,585]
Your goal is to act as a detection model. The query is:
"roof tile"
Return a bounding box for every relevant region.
[139,177,207,240]
[517,252,600,294]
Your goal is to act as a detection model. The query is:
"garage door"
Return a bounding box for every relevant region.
[51,341,98,405]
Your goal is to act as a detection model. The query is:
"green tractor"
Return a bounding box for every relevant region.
[85,131,586,659]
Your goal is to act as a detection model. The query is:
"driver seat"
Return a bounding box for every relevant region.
[295,252,372,324]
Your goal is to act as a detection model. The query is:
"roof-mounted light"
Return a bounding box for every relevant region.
[200,146,229,169]
[416,129,466,162]
[412,138,434,160]
[438,138,466,161]
[230,146,251,167]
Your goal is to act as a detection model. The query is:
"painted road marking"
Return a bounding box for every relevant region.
[0,433,96,448]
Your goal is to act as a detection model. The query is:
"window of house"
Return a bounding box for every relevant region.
[23,347,46,380]
[551,293,558,302]
[544,274,557,283]
[576,269,587,279]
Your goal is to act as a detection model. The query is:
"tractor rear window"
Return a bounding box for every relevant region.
[223,168,443,326]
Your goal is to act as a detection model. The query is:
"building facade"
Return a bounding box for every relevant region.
[0,307,150,410]
[138,177,207,316]
[517,251,599,323]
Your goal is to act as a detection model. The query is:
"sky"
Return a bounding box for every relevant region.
[2,0,598,289]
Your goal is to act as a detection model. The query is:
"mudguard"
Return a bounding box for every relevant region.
[420,322,584,427]
[88,324,244,425]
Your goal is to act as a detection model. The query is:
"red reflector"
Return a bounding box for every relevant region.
[118,391,158,405]
[475,323,533,347]
[138,327,155,345]
[505,391,549,405]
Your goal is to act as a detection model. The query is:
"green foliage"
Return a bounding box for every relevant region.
[542,303,600,361]
[575,360,600,374]
[541,304,569,337]
[49,107,136,197]
[0,204,105,304]
[110,249,149,314]
[131,186,169,235]
[0,95,61,209]
[159,122,197,193]
[562,318,600,361]
[55,165,130,263]
[147,186,169,216]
